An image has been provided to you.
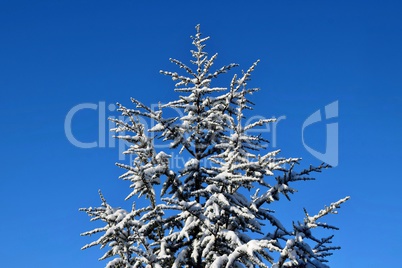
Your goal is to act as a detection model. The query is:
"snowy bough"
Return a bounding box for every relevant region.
[80,25,349,268]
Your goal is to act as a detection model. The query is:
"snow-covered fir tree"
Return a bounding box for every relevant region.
[80,25,349,268]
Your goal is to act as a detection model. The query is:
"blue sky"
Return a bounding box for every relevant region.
[0,0,401,267]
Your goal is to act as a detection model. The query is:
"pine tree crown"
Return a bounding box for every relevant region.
[80,25,349,268]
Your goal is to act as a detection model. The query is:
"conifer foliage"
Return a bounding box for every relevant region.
[80,25,349,268]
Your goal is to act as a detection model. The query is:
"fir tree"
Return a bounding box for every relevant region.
[80,25,349,268]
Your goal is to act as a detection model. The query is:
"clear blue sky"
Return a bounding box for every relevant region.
[0,1,401,267]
